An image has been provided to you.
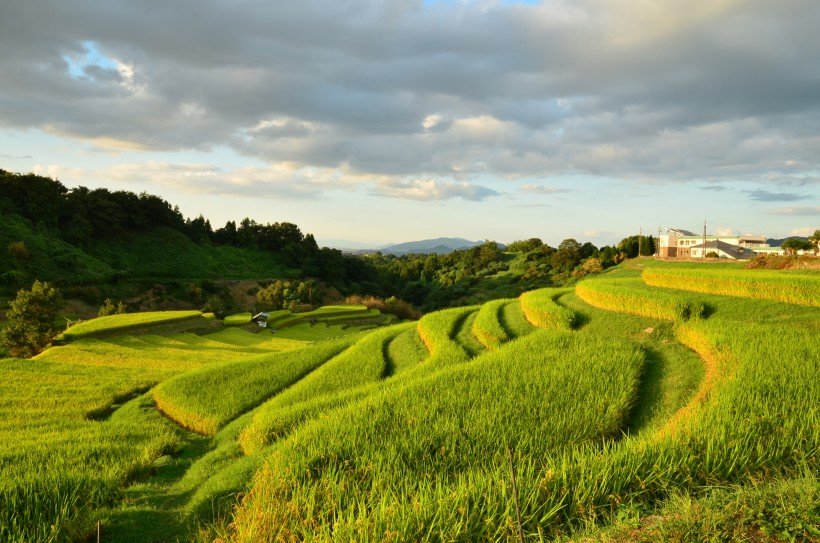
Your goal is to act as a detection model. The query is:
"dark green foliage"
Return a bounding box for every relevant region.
[98,298,126,317]
[0,280,63,357]
[781,237,812,254]
[256,279,317,311]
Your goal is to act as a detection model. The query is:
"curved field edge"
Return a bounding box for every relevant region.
[223,330,646,542]
[60,310,204,340]
[576,278,706,321]
[519,287,576,329]
[642,267,820,307]
[238,322,415,454]
[471,298,512,349]
[152,339,355,435]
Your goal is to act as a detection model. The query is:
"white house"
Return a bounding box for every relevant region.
[658,228,777,260]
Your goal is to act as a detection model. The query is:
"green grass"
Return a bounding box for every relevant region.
[152,338,355,435]
[642,266,820,307]
[576,277,707,321]
[270,322,373,341]
[471,298,512,349]
[238,323,415,454]
[223,312,253,326]
[519,287,576,329]
[498,299,536,339]
[557,291,704,434]
[61,311,204,340]
[225,330,645,541]
[3,261,818,542]
[385,327,428,375]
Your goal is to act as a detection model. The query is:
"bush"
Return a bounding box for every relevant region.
[98,298,127,317]
[344,294,421,320]
[0,280,62,357]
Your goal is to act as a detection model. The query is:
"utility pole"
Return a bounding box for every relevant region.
[702,220,707,259]
[638,227,642,257]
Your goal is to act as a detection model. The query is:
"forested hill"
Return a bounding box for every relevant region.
[1,169,663,313]
[0,169,374,291]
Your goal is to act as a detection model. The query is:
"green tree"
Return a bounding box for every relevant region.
[781,237,812,255]
[809,230,820,255]
[1,280,63,358]
[551,239,582,272]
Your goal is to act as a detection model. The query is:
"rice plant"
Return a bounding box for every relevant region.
[576,278,706,321]
[642,267,820,307]
[472,298,512,349]
[60,310,203,340]
[519,288,576,329]
[152,338,355,435]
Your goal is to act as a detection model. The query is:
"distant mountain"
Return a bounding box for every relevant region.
[378,237,494,256]
[317,238,380,251]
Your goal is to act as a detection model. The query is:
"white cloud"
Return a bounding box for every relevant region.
[789,226,818,237]
[520,184,572,195]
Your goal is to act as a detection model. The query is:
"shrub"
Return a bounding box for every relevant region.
[344,294,421,320]
[98,298,127,317]
[7,241,30,260]
[0,280,63,358]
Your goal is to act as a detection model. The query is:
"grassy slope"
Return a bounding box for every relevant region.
[0,215,293,290]
[0,214,113,284]
[3,259,818,542]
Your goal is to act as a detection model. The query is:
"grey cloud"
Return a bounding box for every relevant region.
[702,185,728,192]
[769,206,820,216]
[520,184,572,195]
[745,189,809,202]
[0,0,819,189]
[370,178,501,201]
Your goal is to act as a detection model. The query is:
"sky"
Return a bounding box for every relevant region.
[0,0,818,248]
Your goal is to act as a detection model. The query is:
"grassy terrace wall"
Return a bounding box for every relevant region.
[471,298,511,349]
[152,338,354,435]
[60,310,204,340]
[576,278,706,321]
[239,322,415,454]
[226,330,645,542]
[642,267,820,307]
[519,287,575,329]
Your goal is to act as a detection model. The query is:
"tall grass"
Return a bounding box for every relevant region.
[472,298,512,349]
[61,310,203,340]
[519,288,576,329]
[642,267,820,307]
[152,339,354,435]
[225,330,645,542]
[576,278,706,321]
[499,299,536,338]
[238,323,414,454]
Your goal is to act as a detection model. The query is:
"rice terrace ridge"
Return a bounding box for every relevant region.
[1,0,820,541]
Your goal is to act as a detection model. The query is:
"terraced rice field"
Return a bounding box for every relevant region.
[2,263,818,543]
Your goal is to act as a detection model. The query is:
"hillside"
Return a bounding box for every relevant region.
[1,259,817,542]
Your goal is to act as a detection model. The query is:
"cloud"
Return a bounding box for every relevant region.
[34,161,502,202]
[715,227,734,236]
[789,226,818,237]
[0,0,819,192]
[520,184,573,195]
[745,189,809,202]
[769,206,820,216]
[370,178,501,201]
[701,185,727,192]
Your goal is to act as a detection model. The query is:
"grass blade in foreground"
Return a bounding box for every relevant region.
[226,330,644,542]
[153,338,354,435]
